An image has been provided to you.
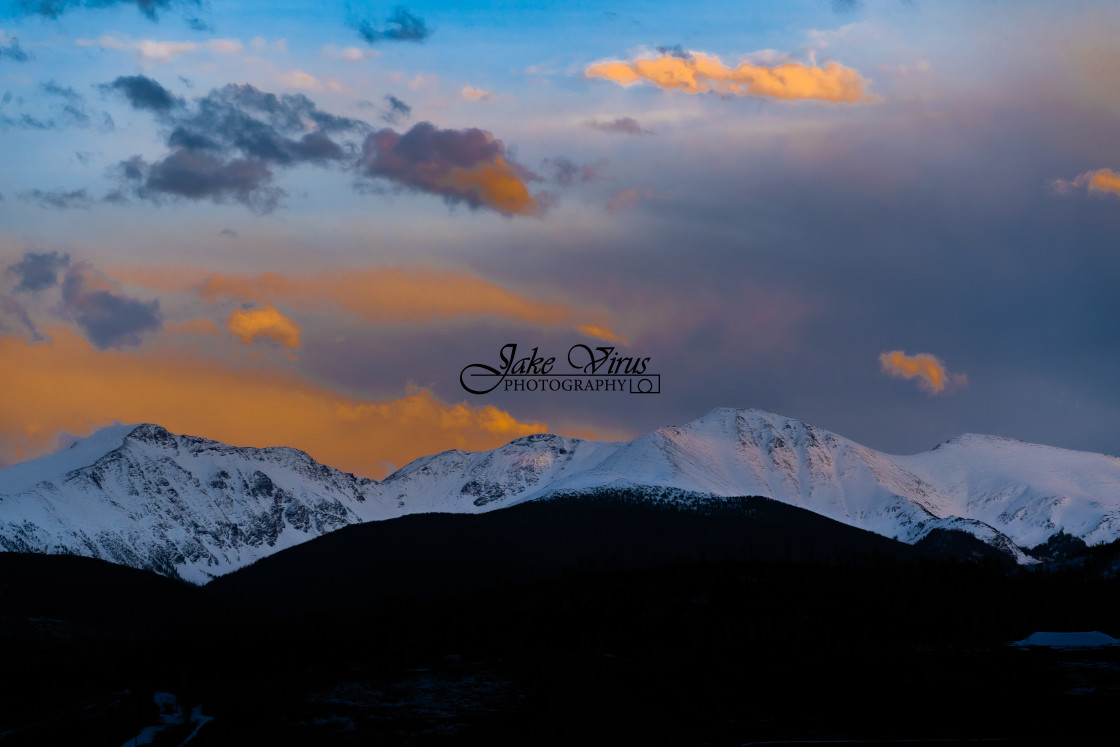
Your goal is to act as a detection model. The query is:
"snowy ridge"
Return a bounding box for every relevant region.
[4,408,1120,580]
[0,425,375,582]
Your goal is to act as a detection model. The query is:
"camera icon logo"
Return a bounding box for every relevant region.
[629,376,660,394]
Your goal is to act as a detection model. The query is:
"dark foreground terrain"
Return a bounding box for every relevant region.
[2,496,1119,745]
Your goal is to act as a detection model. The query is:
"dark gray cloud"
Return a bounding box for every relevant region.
[0,34,30,61]
[0,81,99,130]
[3,251,69,343]
[655,44,692,61]
[118,150,280,212]
[41,80,92,127]
[357,121,538,215]
[0,292,43,341]
[18,188,95,209]
[102,75,182,112]
[95,76,531,215]
[541,156,604,186]
[585,116,651,136]
[41,80,80,101]
[349,4,430,44]
[382,94,411,125]
[219,227,237,237]
[61,265,162,349]
[8,0,198,22]
[5,250,70,291]
[362,122,500,171]
[2,252,161,348]
[0,113,51,129]
[112,80,369,211]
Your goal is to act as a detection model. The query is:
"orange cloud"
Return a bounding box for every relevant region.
[1050,168,1120,198]
[0,328,546,478]
[879,350,967,395]
[227,305,301,349]
[577,324,626,345]
[586,52,869,102]
[435,157,536,216]
[1088,169,1120,197]
[112,266,624,342]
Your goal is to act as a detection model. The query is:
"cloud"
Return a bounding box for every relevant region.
[41,80,82,100]
[102,74,182,111]
[112,265,625,342]
[541,156,604,186]
[5,250,70,291]
[381,94,411,125]
[111,80,369,211]
[60,265,162,349]
[161,80,365,150]
[0,327,546,479]
[96,78,542,217]
[0,30,30,61]
[1,80,101,131]
[13,0,186,20]
[2,254,164,351]
[879,350,967,395]
[321,44,376,62]
[585,51,870,102]
[227,304,301,350]
[276,69,341,92]
[460,85,496,102]
[119,150,281,212]
[654,44,692,61]
[402,73,438,91]
[585,116,651,135]
[0,293,42,341]
[1089,170,1120,196]
[1051,168,1120,199]
[357,121,539,216]
[18,188,95,209]
[3,256,161,349]
[350,4,431,44]
[77,35,242,64]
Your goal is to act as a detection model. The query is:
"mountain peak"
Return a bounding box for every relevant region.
[124,423,178,448]
[507,432,566,446]
[691,407,814,428]
[698,406,785,420]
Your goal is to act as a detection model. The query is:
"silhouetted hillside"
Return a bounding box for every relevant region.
[206,493,946,613]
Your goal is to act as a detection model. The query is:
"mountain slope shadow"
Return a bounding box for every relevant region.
[204,492,991,614]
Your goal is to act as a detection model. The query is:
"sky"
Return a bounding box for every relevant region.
[1,0,1119,478]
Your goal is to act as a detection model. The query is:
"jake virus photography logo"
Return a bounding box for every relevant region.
[460,343,660,395]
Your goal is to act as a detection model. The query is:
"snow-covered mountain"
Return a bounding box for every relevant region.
[4,408,1120,581]
[0,424,374,582]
